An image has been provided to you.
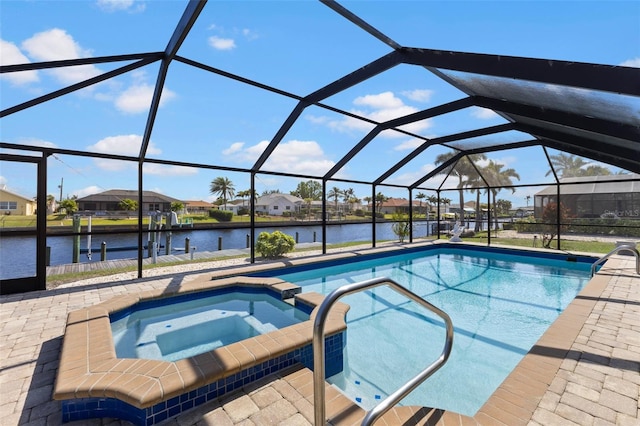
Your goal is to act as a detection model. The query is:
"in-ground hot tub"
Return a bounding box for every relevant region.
[111,287,310,362]
[53,276,348,426]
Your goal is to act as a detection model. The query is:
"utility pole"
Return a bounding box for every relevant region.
[58,178,63,203]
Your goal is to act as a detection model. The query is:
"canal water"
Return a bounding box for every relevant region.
[0,220,476,280]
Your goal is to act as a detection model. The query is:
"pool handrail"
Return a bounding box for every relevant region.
[590,244,639,277]
[312,277,454,426]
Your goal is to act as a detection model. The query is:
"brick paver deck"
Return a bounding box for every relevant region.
[1,246,638,425]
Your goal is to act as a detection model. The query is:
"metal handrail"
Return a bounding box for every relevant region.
[312,277,454,426]
[591,244,639,277]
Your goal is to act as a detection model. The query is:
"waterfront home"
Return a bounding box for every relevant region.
[76,189,182,214]
[255,193,304,216]
[184,200,214,214]
[0,186,36,216]
[534,173,640,219]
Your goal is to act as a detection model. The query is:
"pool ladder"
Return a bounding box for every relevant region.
[312,277,454,426]
[590,243,639,277]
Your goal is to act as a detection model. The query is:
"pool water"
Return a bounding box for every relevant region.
[274,247,593,416]
[111,289,309,362]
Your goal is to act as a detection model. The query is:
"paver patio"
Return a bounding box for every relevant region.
[1,246,638,425]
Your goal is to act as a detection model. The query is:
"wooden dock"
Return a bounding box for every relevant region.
[45,242,322,276]
[45,248,251,276]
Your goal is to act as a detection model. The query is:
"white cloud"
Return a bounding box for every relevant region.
[264,140,335,175]
[326,91,432,137]
[223,139,336,175]
[143,164,198,176]
[88,134,159,156]
[114,83,176,114]
[0,138,57,157]
[223,140,269,163]
[0,40,39,85]
[242,28,259,41]
[0,176,7,186]
[222,142,245,155]
[388,163,437,186]
[620,57,640,68]
[73,185,103,198]
[208,36,236,51]
[87,134,161,170]
[471,107,500,120]
[495,156,517,167]
[15,137,58,148]
[96,0,145,13]
[305,114,330,125]
[475,156,516,169]
[91,158,134,172]
[354,91,404,109]
[21,28,101,85]
[394,138,425,151]
[401,89,434,103]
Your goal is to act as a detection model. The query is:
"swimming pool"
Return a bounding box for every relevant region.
[268,246,595,416]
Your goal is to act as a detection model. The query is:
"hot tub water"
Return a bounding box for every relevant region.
[111,289,309,362]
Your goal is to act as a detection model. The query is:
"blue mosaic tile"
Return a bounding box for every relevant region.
[60,331,344,425]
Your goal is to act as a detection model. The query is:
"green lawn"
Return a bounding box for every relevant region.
[0,213,299,228]
[430,231,618,254]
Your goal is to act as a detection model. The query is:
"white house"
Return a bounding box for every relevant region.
[255,193,303,216]
[219,200,246,215]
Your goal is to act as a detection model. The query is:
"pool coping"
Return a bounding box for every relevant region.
[52,276,349,412]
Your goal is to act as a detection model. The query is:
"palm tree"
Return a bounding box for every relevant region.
[46,194,56,214]
[464,172,485,231]
[415,192,426,216]
[375,192,388,214]
[545,153,587,178]
[440,197,451,218]
[210,177,235,210]
[237,189,252,207]
[582,165,611,176]
[342,188,355,213]
[426,195,438,217]
[327,186,342,214]
[484,160,520,230]
[351,196,361,212]
[435,151,486,221]
[363,196,372,211]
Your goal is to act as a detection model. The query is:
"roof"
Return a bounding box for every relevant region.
[184,200,212,208]
[1,1,638,196]
[0,187,35,202]
[535,174,640,196]
[77,190,181,203]
[256,193,304,205]
[380,198,421,208]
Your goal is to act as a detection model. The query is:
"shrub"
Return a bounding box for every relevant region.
[256,230,295,258]
[208,209,233,222]
[391,212,411,242]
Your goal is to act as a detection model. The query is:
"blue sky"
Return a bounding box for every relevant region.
[1,0,638,208]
